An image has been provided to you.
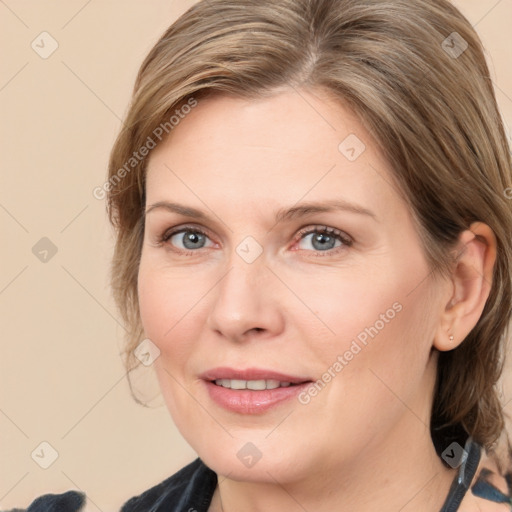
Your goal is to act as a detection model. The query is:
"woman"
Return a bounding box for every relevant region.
[15,0,512,510]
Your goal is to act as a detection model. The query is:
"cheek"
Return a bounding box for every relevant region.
[137,267,171,341]
[137,262,208,430]
[335,275,437,412]
[294,270,437,451]
[302,255,436,385]
[289,265,408,348]
[137,260,207,361]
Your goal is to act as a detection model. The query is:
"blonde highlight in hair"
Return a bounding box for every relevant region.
[107,0,512,452]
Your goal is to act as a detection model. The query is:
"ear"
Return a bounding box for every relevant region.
[433,222,497,352]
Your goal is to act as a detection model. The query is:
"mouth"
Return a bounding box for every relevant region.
[200,367,313,414]
[212,379,299,390]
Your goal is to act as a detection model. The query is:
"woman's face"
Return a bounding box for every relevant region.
[138,88,447,483]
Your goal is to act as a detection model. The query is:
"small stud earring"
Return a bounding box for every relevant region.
[449,335,454,342]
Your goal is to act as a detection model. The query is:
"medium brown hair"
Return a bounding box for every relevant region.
[106,0,512,455]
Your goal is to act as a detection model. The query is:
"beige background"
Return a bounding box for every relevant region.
[1,1,511,510]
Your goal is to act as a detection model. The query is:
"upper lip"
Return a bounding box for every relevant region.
[200,367,312,384]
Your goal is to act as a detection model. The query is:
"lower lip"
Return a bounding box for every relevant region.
[204,380,311,414]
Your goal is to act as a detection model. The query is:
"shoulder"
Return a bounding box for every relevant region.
[457,443,512,511]
[7,459,216,512]
[120,457,218,512]
[4,490,87,512]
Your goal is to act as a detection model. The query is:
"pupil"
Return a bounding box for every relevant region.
[183,232,204,249]
[313,233,335,251]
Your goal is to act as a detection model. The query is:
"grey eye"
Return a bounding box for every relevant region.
[169,230,212,250]
[298,232,342,251]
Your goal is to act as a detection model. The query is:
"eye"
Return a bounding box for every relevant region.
[160,226,215,252]
[156,224,352,256]
[295,226,352,254]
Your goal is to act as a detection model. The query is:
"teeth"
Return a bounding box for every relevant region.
[230,379,247,390]
[214,379,293,390]
[247,379,267,390]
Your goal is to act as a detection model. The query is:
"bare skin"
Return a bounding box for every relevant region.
[138,88,496,511]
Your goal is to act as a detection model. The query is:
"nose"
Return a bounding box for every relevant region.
[205,254,285,343]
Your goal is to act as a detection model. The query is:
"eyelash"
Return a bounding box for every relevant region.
[157,224,353,257]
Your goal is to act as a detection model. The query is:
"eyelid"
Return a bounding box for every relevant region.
[294,225,353,246]
[157,223,353,256]
[160,224,212,243]
[288,225,353,258]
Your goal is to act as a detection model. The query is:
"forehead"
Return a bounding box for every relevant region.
[145,88,406,224]
[150,88,366,165]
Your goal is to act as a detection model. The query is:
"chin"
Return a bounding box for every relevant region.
[199,440,308,483]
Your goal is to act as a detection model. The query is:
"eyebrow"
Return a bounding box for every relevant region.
[145,199,377,223]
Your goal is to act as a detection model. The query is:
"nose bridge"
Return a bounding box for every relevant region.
[220,232,268,298]
[206,242,282,339]
[216,248,266,314]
